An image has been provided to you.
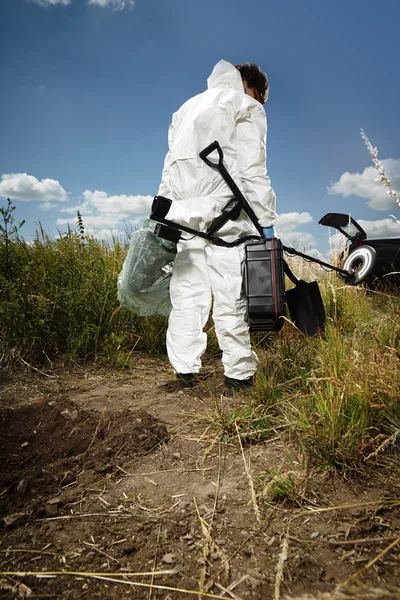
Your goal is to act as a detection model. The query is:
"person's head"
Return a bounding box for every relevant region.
[235,62,269,104]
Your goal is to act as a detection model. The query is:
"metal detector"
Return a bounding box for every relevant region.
[150,141,367,336]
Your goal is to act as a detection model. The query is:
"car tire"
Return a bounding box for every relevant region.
[342,245,377,285]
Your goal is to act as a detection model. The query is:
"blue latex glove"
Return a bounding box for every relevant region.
[262,226,276,239]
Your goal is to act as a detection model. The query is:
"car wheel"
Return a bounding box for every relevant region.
[342,245,377,285]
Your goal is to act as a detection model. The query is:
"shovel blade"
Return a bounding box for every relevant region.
[285,280,326,337]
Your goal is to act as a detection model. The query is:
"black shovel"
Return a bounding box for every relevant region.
[283,263,326,337]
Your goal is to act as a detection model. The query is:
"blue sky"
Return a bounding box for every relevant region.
[1,0,399,256]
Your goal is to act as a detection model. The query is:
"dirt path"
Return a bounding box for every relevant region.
[1,354,400,599]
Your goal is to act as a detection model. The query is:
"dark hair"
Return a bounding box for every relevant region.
[235,62,269,104]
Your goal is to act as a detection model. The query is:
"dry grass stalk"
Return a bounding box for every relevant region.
[194,444,230,598]
[360,128,400,207]
[19,357,56,378]
[274,529,289,600]
[214,580,245,600]
[284,584,400,599]
[215,575,249,597]
[194,496,213,598]
[340,534,400,587]
[148,521,163,600]
[205,533,256,595]
[235,422,261,523]
[87,393,112,451]
[69,574,234,598]
[1,570,177,578]
[295,499,400,518]
[82,541,119,564]
[1,572,234,600]
[364,429,400,462]
[0,549,60,557]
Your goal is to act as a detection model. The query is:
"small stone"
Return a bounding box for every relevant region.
[61,408,78,420]
[86,552,95,562]
[61,471,76,486]
[210,552,219,561]
[162,553,177,564]
[17,479,29,497]
[138,434,148,441]
[47,496,63,506]
[265,535,276,546]
[3,512,28,528]
[215,539,226,546]
[310,531,320,539]
[21,441,29,448]
[172,452,181,459]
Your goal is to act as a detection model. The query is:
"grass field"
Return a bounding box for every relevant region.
[1,200,400,475]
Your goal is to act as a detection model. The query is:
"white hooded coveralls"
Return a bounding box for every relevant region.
[158,60,277,379]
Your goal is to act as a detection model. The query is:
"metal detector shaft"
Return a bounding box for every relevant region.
[282,246,352,279]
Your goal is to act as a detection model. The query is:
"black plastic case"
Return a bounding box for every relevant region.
[243,239,286,331]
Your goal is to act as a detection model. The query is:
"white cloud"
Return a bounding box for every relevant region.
[282,231,317,248]
[57,190,152,232]
[274,212,317,250]
[40,202,57,210]
[328,158,400,211]
[276,212,313,232]
[82,190,151,217]
[86,227,125,240]
[352,217,400,239]
[88,0,136,9]
[31,0,71,5]
[30,0,137,7]
[0,173,67,202]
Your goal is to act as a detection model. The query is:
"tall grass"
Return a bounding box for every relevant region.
[254,267,400,469]
[0,203,168,368]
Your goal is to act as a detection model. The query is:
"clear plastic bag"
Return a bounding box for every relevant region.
[117,219,177,316]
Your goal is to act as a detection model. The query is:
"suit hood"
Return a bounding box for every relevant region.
[207,60,244,94]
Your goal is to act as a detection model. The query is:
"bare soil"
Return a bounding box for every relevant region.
[0,353,399,600]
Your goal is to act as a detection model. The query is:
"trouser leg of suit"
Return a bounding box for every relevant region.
[167,237,257,379]
[167,237,212,374]
[206,243,257,380]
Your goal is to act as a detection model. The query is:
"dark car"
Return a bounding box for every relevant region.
[319,213,400,288]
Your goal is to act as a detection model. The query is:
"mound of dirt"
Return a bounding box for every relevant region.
[0,399,167,518]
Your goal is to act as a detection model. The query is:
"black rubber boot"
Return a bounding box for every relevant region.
[176,373,197,389]
[224,375,254,389]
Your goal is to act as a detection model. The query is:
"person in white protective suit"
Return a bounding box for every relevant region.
[157,59,277,390]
